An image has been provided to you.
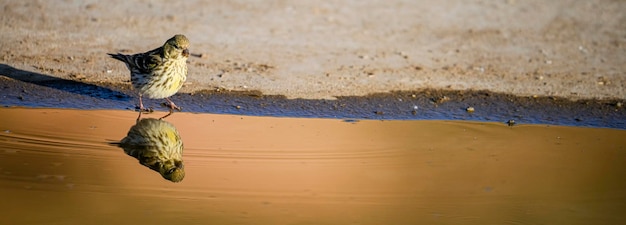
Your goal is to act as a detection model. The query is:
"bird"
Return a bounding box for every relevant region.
[108,34,190,119]
[112,118,185,182]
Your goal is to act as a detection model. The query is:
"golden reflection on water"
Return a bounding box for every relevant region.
[112,118,185,182]
[0,108,625,225]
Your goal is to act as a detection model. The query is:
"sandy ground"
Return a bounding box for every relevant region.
[1,108,625,224]
[1,0,625,100]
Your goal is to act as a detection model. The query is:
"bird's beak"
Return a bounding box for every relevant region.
[182,49,190,57]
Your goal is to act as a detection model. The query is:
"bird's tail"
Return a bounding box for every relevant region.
[107,53,130,62]
[108,52,150,72]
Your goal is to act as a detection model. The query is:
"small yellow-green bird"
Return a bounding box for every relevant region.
[113,118,185,182]
[108,34,190,119]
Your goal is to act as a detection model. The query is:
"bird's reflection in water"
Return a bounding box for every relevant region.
[113,118,185,182]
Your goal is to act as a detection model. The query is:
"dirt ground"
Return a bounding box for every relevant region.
[1,0,625,100]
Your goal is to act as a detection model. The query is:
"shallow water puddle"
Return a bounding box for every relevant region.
[0,108,625,224]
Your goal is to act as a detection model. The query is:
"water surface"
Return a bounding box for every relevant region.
[1,108,624,224]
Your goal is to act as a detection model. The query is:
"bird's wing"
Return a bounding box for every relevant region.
[132,47,164,74]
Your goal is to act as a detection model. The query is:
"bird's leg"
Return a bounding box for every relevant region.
[136,94,153,113]
[136,94,144,121]
[160,110,173,120]
[139,94,145,111]
[136,110,143,121]
[163,97,182,111]
[159,97,181,120]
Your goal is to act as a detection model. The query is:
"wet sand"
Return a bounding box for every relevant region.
[1,66,624,129]
[1,108,625,224]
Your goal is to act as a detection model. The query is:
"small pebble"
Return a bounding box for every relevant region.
[433,96,450,104]
[190,53,202,58]
[507,120,516,126]
[69,73,86,80]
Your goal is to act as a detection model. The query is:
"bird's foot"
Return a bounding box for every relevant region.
[135,106,154,113]
[161,102,182,112]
